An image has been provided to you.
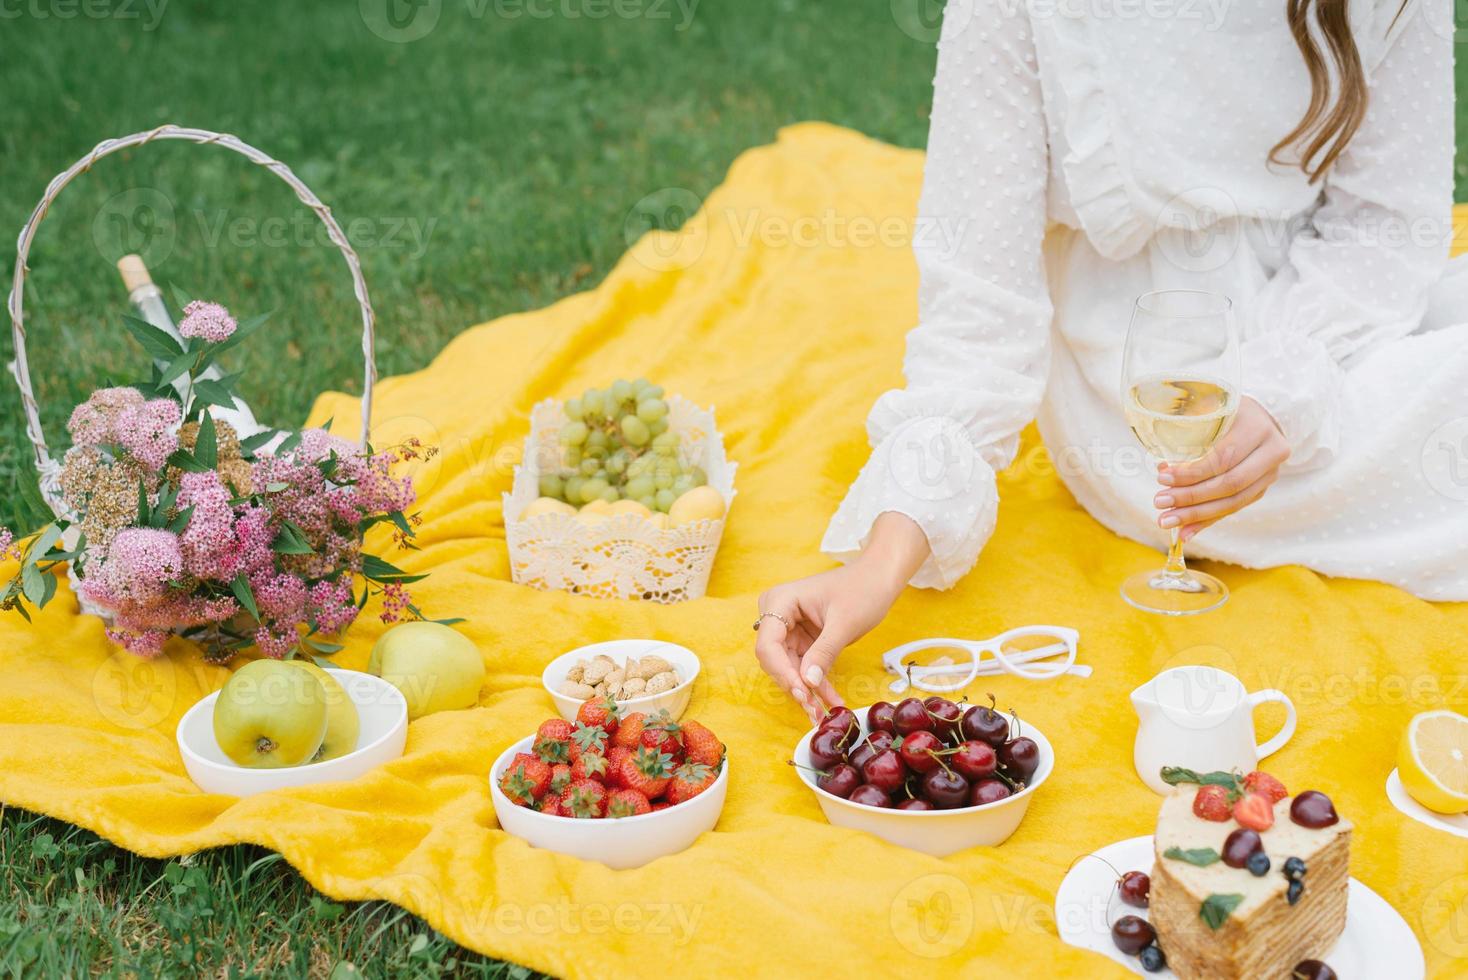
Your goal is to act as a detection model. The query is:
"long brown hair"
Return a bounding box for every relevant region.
[1270,0,1410,183]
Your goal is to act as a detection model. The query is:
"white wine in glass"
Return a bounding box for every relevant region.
[1120,291,1240,615]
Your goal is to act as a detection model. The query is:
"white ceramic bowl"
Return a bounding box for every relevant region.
[177,668,408,797]
[489,733,728,868]
[791,705,1054,856]
[543,639,700,722]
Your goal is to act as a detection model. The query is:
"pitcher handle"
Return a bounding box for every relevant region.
[1250,689,1297,760]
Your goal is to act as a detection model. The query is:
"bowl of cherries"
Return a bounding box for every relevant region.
[789,696,1054,856]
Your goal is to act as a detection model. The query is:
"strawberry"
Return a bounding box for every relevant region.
[619,746,675,800]
[611,712,646,749]
[537,718,575,742]
[607,788,652,818]
[569,722,610,761]
[605,746,633,787]
[549,763,572,796]
[1233,792,1275,832]
[533,732,572,765]
[651,801,672,812]
[639,711,685,764]
[576,696,621,738]
[665,760,718,805]
[680,719,724,768]
[1242,771,1288,805]
[500,756,551,805]
[571,751,610,782]
[560,778,608,818]
[537,797,563,817]
[1192,784,1232,822]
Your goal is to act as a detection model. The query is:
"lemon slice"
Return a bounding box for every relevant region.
[1398,710,1468,814]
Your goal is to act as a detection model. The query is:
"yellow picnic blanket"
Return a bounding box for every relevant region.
[3,123,1468,978]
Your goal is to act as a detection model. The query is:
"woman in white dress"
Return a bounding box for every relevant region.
[754,0,1462,718]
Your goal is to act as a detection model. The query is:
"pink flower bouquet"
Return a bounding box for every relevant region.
[0,299,447,662]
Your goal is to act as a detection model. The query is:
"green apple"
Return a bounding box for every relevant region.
[296,662,361,762]
[212,660,328,768]
[368,621,484,720]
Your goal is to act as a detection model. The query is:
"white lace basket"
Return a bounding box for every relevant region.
[503,396,736,603]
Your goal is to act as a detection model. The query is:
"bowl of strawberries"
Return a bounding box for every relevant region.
[791,699,1053,856]
[490,702,729,869]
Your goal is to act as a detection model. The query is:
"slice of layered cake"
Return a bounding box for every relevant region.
[1150,769,1349,980]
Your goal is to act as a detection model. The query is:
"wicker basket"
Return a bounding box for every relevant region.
[7,125,378,616]
[503,396,736,603]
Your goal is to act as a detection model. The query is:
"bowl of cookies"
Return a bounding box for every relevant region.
[542,639,699,722]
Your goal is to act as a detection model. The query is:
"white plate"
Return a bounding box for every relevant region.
[1054,835,1423,979]
[542,639,699,722]
[1386,768,1468,839]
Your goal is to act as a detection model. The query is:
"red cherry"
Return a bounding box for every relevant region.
[895,797,935,811]
[868,701,897,734]
[1222,828,1263,868]
[862,750,907,793]
[948,740,997,781]
[1110,915,1155,955]
[816,763,861,799]
[808,727,846,770]
[848,784,892,808]
[818,705,856,733]
[1290,791,1340,829]
[1118,871,1150,908]
[959,696,1009,746]
[997,736,1040,784]
[969,778,1011,806]
[923,697,964,738]
[848,731,893,772]
[919,767,970,809]
[892,697,935,736]
[898,731,944,774]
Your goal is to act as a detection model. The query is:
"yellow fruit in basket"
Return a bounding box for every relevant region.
[580,498,613,515]
[521,496,575,519]
[212,660,328,769]
[369,622,485,720]
[608,499,652,519]
[295,662,361,762]
[1398,710,1468,814]
[669,485,726,525]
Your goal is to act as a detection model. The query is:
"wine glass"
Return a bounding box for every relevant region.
[1120,289,1240,615]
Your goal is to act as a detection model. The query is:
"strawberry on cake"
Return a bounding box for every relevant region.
[1149,768,1349,980]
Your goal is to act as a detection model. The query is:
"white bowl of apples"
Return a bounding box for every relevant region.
[542,639,700,723]
[791,700,1053,856]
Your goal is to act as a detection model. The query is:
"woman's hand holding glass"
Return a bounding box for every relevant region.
[1155,395,1289,542]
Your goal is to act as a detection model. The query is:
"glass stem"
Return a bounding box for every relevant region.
[1163,526,1188,578]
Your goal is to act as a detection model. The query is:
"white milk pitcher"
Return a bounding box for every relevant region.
[1131,665,1297,794]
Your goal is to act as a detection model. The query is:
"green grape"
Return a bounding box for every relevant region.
[582,389,605,418]
[652,431,679,457]
[580,458,601,477]
[560,421,589,447]
[627,455,652,478]
[654,471,674,491]
[648,418,669,437]
[564,397,585,421]
[579,477,610,503]
[672,474,696,497]
[636,494,657,510]
[644,384,665,399]
[611,379,634,404]
[599,486,621,503]
[586,429,610,452]
[563,448,582,468]
[688,465,707,487]
[564,475,585,502]
[539,473,565,499]
[624,475,655,499]
[605,450,628,476]
[636,398,668,423]
[654,488,676,512]
[632,377,652,394]
[620,415,651,447]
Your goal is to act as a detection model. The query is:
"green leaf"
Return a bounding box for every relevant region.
[1199,893,1244,931]
[388,511,414,538]
[1161,767,1242,794]
[158,349,195,386]
[312,656,339,670]
[166,450,209,474]
[1164,846,1221,867]
[272,522,315,555]
[239,430,278,453]
[277,430,303,454]
[31,524,62,562]
[360,554,426,583]
[122,314,185,361]
[209,311,271,357]
[169,283,195,311]
[20,563,46,606]
[166,505,195,534]
[303,636,344,653]
[137,480,150,525]
[40,567,57,606]
[191,380,236,411]
[195,412,218,470]
[230,574,259,622]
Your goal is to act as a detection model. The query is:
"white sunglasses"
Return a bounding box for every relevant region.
[881,625,1089,694]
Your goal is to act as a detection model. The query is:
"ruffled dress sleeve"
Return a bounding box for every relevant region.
[820,0,1052,589]
[1243,2,1453,470]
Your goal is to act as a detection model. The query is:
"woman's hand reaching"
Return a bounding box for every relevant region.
[1155,395,1289,541]
[754,513,930,723]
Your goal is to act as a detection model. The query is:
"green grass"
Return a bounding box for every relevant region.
[0,2,1463,975]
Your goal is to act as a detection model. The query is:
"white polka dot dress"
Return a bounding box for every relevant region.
[821,0,1468,600]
